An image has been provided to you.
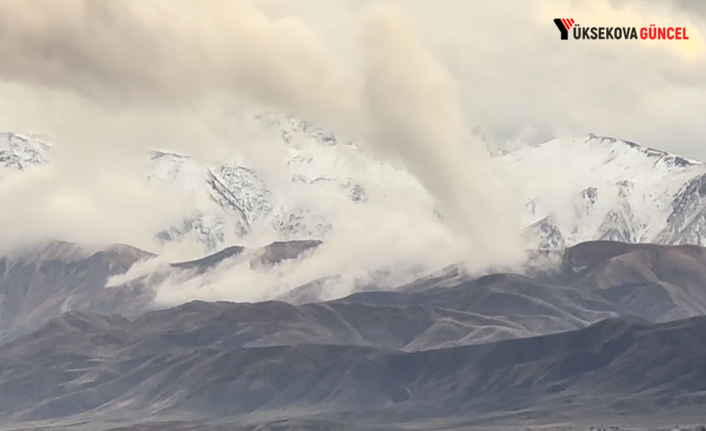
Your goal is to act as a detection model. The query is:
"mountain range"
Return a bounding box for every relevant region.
[1,240,706,429]
[4,119,706,429]
[5,115,706,255]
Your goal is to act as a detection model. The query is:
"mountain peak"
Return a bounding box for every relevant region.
[584,133,698,167]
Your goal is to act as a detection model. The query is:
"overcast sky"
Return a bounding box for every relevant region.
[253,0,706,156]
[0,0,704,158]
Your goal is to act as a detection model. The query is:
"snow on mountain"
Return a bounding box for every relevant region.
[142,113,428,253]
[145,150,272,251]
[0,132,51,176]
[503,133,706,248]
[4,117,706,254]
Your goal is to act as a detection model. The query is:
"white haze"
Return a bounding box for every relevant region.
[7,0,700,303]
[107,184,473,305]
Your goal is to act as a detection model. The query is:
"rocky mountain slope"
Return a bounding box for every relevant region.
[0,241,154,343]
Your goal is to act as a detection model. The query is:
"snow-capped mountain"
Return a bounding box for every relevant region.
[140,114,426,253]
[505,134,706,248]
[4,116,706,254]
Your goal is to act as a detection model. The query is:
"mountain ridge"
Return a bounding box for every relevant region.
[5,115,706,255]
[0,238,322,343]
[6,238,706,350]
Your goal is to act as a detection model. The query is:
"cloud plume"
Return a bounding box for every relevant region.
[357,5,523,267]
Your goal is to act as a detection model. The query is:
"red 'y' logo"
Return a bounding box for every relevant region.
[554,18,575,40]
